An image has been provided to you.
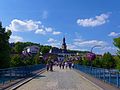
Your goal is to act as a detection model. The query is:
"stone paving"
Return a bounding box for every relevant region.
[16,66,103,90]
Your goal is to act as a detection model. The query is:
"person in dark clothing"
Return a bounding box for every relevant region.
[59,62,62,69]
[69,61,72,69]
[46,64,49,71]
[46,60,50,71]
[50,60,54,71]
[62,62,65,69]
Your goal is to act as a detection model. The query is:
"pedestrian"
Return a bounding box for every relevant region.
[46,60,50,71]
[69,61,72,69]
[59,62,62,69]
[50,60,54,71]
[65,62,68,69]
[72,62,74,68]
[46,63,49,71]
[62,62,65,69]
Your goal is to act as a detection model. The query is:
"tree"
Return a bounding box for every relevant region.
[113,37,120,70]
[13,42,40,54]
[101,52,115,69]
[41,46,51,55]
[92,56,102,68]
[34,53,41,64]
[10,54,24,67]
[114,56,120,70]
[14,42,24,54]
[113,37,120,56]
[0,22,11,68]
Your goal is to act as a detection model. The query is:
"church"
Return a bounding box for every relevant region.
[49,37,77,61]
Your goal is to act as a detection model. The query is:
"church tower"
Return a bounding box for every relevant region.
[62,37,67,50]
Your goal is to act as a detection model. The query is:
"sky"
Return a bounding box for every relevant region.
[0,0,120,55]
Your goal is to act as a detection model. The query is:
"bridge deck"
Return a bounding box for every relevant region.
[16,66,103,90]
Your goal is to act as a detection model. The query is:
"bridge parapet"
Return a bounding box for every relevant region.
[75,64,120,88]
[0,64,46,89]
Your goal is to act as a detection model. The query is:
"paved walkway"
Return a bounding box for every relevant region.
[16,66,103,90]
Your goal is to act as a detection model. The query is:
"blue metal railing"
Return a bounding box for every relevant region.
[74,64,120,88]
[0,64,46,89]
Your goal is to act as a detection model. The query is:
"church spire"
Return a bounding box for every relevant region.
[62,37,67,50]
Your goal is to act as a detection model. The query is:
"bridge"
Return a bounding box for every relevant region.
[0,65,120,90]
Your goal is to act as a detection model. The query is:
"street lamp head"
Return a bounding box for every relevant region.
[90,45,102,53]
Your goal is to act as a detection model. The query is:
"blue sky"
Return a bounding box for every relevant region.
[0,0,120,54]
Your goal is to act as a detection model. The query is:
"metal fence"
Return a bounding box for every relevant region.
[0,64,46,89]
[74,64,120,88]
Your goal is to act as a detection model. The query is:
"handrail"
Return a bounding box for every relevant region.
[75,64,120,88]
[0,64,46,89]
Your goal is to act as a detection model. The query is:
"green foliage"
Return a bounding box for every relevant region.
[0,22,11,68]
[113,37,120,70]
[40,46,52,55]
[92,56,102,68]
[82,58,89,66]
[10,55,35,67]
[34,53,41,64]
[14,42,24,54]
[114,56,120,70]
[101,52,115,69]
[74,60,82,64]
[10,54,24,67]
[13,42,40,54]
[113,37,120,56]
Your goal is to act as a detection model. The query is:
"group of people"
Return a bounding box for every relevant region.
[46,60,54,71]
[46,59,74,71]
[58,61,74,69]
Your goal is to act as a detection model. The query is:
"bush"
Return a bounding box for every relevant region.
[101,52,115,69]
[10,54,24,67]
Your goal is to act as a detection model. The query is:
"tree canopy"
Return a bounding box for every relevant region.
[0,22,11,68]
[113,37,120,56]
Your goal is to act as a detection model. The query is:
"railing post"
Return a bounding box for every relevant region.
[103,69,105,82]
[116,71,119,87]
[2,70,5,85]
[95,68,97,78]
[10,68,12,82]
[109,70,111,83]
[99,68,101,79]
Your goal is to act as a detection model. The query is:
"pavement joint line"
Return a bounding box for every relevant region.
[75,69,104,90]
[10,68,46,90]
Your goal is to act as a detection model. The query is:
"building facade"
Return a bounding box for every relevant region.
[22,45,40,56]
[49,37,77,61]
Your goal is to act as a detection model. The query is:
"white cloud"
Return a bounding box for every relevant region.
[45,27,53,32]
[10,35,23,43]
[35,29,46,35]
[74,39,107,47]
[74,38,83,42]
[45,43,60,48]
[48,38,57,43]
[53,31,61,35]
[7,19,61,36]
[67,44,77,49]
[6,19,39,32]
[102,46,117,51]
[108,32,120,37]
[77,13,109,27]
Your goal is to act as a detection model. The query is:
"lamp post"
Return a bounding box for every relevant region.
[90,45,102,53]
[86,45,102,68]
